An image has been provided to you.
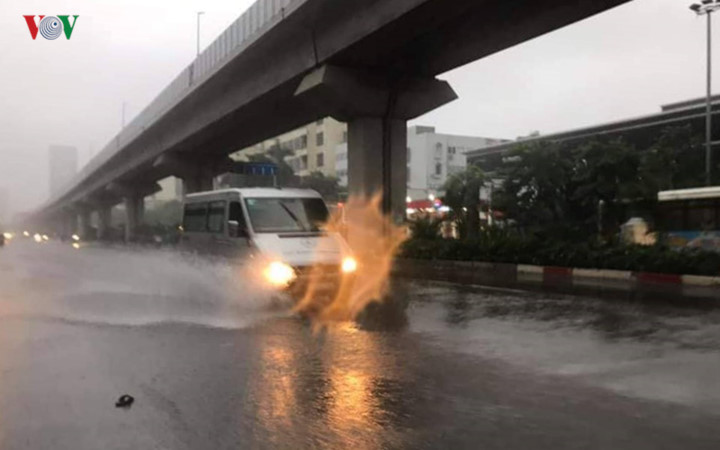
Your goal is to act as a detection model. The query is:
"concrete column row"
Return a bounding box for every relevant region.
[70,196,146,243]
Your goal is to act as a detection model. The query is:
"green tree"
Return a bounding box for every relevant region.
[442,166,485,240]
[641,124,704,192]
[492,141,577,236]
[299,171,341,201]
[494,138,649,239]
[571,138,646,235]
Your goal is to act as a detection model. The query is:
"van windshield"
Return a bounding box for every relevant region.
[245,197,329,233]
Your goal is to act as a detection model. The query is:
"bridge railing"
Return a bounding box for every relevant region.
[48,0,298,209]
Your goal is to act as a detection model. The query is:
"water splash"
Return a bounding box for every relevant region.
[295,194,408,325]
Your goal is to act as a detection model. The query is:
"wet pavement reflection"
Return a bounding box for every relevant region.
[1,242,720,449]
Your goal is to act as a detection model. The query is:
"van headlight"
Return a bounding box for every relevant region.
[264,261,296,287]
[341,257,358,274]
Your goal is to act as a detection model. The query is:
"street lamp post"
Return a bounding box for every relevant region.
[690,1,720,186]
[196,11,205,56]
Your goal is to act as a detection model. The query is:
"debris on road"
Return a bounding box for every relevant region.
[115,394,134,408]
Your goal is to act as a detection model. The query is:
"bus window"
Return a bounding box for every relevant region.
[208,201,226,233]
[184,203,208,232]
[229,201,246,230]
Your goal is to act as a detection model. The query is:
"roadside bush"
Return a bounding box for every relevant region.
[408,214,444,240]
[399,231,720,276]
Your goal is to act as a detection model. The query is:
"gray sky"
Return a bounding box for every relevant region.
[0,0,713,215]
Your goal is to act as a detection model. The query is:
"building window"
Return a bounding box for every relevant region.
[316,132,324,147]
[435,143,443,158]
[300,135,307,149]
[448,146,456,155]
[317,153,325,167]
[301,155,308,170]
[435,163,442,176]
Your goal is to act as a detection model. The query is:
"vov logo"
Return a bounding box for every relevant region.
[23,15,79,40]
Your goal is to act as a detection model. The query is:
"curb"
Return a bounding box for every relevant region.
[394,258,720,293]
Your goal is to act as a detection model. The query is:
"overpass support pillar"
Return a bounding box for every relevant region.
[347,118,408,224]
[58,212,77,240]
[78,208,92,240]
[96,206,113,241]
[295,65,457,223]
[123,195,144,243]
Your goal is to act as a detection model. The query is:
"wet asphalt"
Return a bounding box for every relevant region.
[1,239,719,449]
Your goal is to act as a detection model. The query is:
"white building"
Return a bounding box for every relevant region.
[335,126,507,199]
[149,177,183,203]
[335,143,349,186]
[232,117,347,179]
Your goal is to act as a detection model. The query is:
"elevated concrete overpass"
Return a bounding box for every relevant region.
[33,0,631,239]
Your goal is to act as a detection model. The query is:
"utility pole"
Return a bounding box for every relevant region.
[690,1,720,185]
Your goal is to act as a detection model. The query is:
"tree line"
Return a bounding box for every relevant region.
[442,124,708,241]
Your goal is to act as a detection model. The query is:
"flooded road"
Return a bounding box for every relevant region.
[1,240,719,449]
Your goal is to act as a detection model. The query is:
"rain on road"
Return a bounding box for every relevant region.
[1,240,719,449]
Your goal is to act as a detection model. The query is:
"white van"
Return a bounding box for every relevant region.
[180,188,357,297]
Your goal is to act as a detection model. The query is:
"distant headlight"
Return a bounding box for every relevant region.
[264,261,296,287]
[341,257,358,274]
[33,234,43,243]
[71,234,80,242]
[72,243,81,250]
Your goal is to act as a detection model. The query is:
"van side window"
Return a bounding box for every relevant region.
[229,201,246,230]
[183,203,208,232]
[208,201,226,233]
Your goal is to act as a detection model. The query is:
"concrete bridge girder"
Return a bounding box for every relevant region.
[294,65,458,122]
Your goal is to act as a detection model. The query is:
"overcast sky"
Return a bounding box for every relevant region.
[0,0,714,216]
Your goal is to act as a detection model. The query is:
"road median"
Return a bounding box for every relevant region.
[393,258,720,301]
